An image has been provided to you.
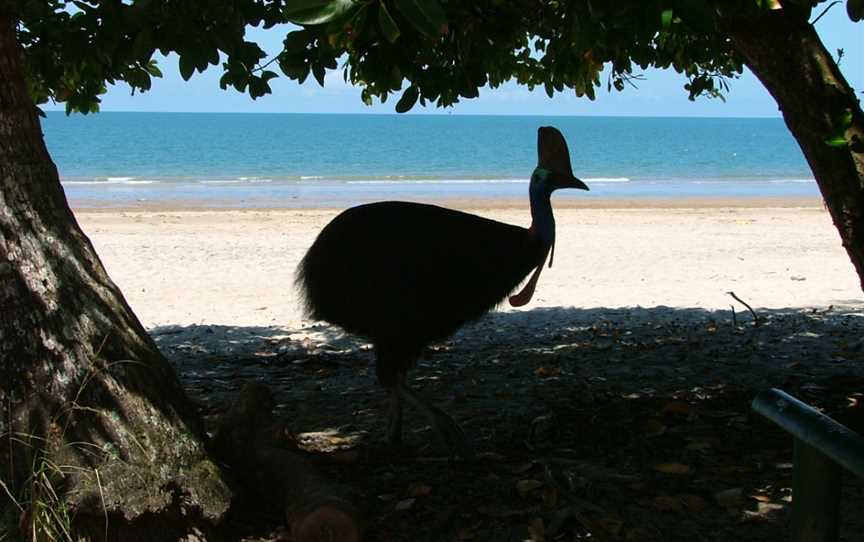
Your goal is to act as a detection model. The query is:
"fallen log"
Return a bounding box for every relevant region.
[212,382,362,542]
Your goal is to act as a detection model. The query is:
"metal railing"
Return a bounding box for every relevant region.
[752,388,864,542]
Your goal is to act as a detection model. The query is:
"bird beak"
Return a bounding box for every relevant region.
[558,175,589,191]
[570,177,590,191]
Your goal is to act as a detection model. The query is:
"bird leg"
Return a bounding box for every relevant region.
[387,385,403,446]
[395,379,475,461]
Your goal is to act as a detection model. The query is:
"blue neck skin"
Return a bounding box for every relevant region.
[529,167,555,250]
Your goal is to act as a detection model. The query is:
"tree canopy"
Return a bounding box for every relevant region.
[21,0,836,115]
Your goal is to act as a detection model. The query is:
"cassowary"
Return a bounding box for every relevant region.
[295,126,588,458]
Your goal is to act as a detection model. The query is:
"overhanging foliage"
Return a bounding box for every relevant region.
[16,0,833,114]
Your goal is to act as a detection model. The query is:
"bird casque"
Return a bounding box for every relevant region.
[296,126,588,458]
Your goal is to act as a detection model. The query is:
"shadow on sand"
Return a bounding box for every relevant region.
[151,304,864,541]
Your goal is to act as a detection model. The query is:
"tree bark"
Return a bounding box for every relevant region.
[724,7,864,292]
[0,12,230,540]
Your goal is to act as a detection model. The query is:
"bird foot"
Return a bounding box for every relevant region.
[395,383,475,461]
[427,406,475,462]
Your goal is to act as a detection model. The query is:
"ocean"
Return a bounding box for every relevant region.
[41,112,819,208]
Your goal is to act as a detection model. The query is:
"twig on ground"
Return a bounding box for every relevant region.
[727,291,760,327]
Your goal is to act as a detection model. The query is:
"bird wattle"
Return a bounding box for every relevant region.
[508,240,549,307]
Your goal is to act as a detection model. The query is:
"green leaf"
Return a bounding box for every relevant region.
[279,56,311,82]
[283,30,309,54]
[127,70,152,91]
[389,65,403,87]
[379,2,401,43]
[132,30,153,61]
[219,72,232,90]
[249,77,266,98]
[178,55,195,81]
[840,108,854,129]
[196,51,210,72]
[144,60,162,78]
[312,63,326,86]
[283,0,357,25]
[208,47,220,66]
[825,134,849,148]
[325,2,366,37]
[661,9,674,29]
[395,85,419,113]
[395,0,447,37]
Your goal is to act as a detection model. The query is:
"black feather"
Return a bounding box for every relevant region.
[296,201,544,385]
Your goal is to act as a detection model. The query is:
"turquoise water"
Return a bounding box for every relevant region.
[41,112,818,207]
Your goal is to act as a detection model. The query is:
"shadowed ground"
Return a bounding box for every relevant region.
[153,305,864,541]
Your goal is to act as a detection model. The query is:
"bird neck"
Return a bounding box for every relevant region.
[529,180,555,249]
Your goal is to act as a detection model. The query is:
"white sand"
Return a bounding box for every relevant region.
[74,198,863,329]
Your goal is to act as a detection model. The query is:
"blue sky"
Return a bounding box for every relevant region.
[55,5,864,117]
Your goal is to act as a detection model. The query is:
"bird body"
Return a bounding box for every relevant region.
[295,126,588,457]
[297,201,544,385]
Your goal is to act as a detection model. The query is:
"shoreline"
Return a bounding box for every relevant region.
[69,195,825,213]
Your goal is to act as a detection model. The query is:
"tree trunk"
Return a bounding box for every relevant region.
[212,383,363,542]
[724,7,864,292]
[0,12,230,540]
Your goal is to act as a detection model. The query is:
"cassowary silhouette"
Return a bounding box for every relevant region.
[295,126,588,458]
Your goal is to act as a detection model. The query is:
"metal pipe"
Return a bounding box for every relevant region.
[752,388,864,479]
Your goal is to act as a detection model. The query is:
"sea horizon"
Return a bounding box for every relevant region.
[42,111,820,208]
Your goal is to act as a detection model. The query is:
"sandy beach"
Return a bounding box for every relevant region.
[74,197,862,329]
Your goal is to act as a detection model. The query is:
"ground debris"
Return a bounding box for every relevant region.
[160,305,864,541]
